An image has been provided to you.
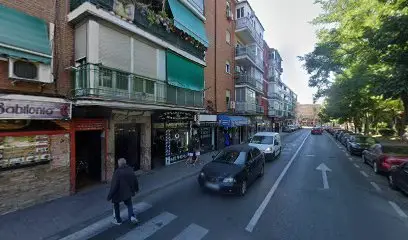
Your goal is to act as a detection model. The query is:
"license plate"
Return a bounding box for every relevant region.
[205,182,220,190]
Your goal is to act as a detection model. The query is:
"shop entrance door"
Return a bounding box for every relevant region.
[75,130,102,191]
[115,124,141,171]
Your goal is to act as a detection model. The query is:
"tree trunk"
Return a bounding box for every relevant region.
[364,113,370,135]
[399,94,408,138]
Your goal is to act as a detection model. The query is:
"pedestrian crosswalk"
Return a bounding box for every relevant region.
[62,202,210,240]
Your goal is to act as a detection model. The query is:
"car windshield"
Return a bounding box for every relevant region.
[382,146,408,155]
[213,150,246,165]
[250,136,274,144]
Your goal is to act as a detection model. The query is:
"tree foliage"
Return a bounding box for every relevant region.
[300,0,408,135]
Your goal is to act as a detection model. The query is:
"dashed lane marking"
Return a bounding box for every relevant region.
[370,182,381,192]
[389,201,408,218]
[360,171,368,177]
[353,163,360,169]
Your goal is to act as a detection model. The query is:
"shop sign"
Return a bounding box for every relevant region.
[153,111,195,123]
[0,99,71,120]
[75,119,106,131]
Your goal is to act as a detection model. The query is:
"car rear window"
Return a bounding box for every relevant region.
[213,150,246,165]
[250,136,274,144]
[382,146,408,155]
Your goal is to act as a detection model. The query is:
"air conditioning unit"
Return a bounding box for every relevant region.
[230,101,236,109]
[8,58,53,83]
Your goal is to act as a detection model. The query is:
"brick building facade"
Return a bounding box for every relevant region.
[0,0,74,214]
[204,0,235,113]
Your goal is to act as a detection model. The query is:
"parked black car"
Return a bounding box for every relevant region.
[336,130,351,141]
[346,135,376,156]
[389,162,408,194]
[198,144,265,196]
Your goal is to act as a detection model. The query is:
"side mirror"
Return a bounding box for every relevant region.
[274,141,279,146]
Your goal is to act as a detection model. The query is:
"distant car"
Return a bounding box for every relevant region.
[362,143,408,174]
[283,126,292,132]
[198,144,265,196]
[388,162,408,194]
[249,132,282,161]
[336,130,351,141]
[311,127,323,135]
[346,136,376,156]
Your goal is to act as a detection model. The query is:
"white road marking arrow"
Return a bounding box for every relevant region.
[316,163,332,189]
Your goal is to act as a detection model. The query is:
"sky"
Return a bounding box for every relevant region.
[249,0,323,104]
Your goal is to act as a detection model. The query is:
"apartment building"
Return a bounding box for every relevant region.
[0,0,208,214]
[296,103,321,126]
[266,48,296,130]
[201,0,237,150]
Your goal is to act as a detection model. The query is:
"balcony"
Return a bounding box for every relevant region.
[268,109,283,117]
[235,74,263,93]
[235,17,262,46]
[256,105,264,114]
[70,0,205,60]
[268,92,282,101]
[235,46,264,72]
[235,102,263,115]
[73,64,203,108]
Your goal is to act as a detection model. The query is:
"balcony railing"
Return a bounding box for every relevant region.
[268,109,283,117]
[236,45,264,71]
[235,74,263,92]
[268,92,282,100]
[73,64,203,108]
[235,102,263,115]
[235,17,263,46]
[70,0,205,60]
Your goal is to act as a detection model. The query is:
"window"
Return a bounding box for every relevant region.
[226,89,231,107]
[226,30,231,44]
[226,61,230,73]
[237,7,244,18]
[226,1,231,17]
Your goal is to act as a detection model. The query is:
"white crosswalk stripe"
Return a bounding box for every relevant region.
[60,202,152,240]
[172,223,209,240]
[119,212,177,240]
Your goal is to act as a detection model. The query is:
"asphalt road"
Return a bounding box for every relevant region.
[87,129,408,240]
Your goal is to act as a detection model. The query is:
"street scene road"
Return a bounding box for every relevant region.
[54,129,408,240]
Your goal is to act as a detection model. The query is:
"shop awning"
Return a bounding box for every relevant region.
[167,0,209,47]
[0,4,52,64]
[166,51,204,91]
[217,115,249,128]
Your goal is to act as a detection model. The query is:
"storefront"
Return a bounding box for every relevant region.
[0,95,72,214]
[217,115,249,147]
[70,118,108,193]
[198,114,217,153]
[152,111,196,166]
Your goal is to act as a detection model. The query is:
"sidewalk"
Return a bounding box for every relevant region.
[0,152,215,240]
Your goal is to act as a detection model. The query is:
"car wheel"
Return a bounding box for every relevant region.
[259,164,264,177]
[373,162,379,174]
[389,175,397,190]
[240,180,247,196]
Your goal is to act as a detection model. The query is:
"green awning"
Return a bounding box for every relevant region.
[167,0,209,47]
[0,4,52,64]
[166,51,204,91]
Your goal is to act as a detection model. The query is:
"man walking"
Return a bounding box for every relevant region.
[107,158,139,225]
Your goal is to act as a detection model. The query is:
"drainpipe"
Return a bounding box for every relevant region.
[214,0,218,113]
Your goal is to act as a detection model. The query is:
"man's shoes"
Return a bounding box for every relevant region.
[131,216,139,224]
[112,219,122,225]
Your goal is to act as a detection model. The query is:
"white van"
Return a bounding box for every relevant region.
[248,132,282,161]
